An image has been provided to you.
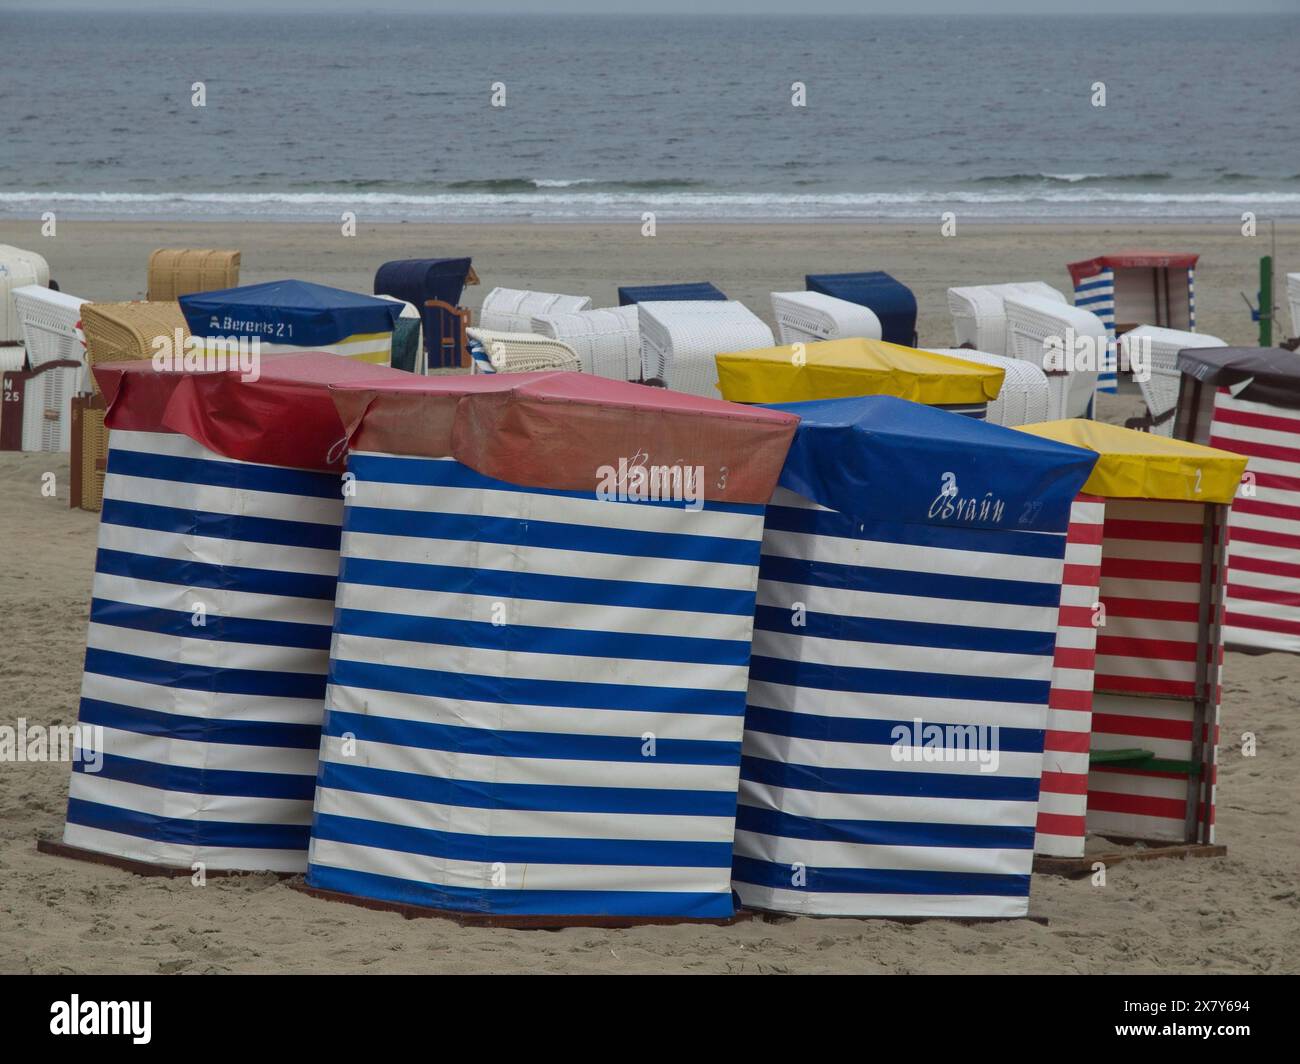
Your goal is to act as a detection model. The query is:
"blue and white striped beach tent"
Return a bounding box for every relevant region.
[304,371,798,923]
[59,354,413,873]
[730,396,1098,918]
[1067,253,1200,396]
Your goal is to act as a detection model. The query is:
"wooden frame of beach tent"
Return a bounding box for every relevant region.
[730,396,1098,917]
[715,337,1004,420]
[1287,272,1300,343]
[300,372,798,925]
[180,280,401,366]
[477,287,591,333]
[637,300,774,397]
[804,271,917,348]
[1174,346,1300,654]
[41,354,414,876]
[373,258,476,371]
[1067,252,1199,340]
[1015,421,1245,865]
[146,249,240,302]
[0,244,51,368]
[617,282,727,306]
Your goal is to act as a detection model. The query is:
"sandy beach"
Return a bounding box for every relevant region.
[1,220,1298,974]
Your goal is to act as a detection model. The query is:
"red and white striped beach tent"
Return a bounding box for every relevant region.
[1175,347,1300,654]
[1016,420,1246,858]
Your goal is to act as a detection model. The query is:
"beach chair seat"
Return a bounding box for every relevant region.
[1121,325,1225,436]
[637,300,774,397]
[770,290,882,345]
[925,347,1050,426]
[804,271,917,347]
[946,281,1066,354]
[466,327,581,374]
[531,305,640,380]
[477,287,591,332]
[617,282,727,306]
[1003,293,1105,419]
[146,248,240,301]
[373,258,477,370]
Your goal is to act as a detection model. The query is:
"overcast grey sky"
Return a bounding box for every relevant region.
[6,0,1292,13]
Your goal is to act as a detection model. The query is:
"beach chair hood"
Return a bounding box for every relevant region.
[764,395,1097,533]
[92,352,412,472]
[180,279,401,346]
[1176,346,1300,411]
[716,337,1004,405]
[1017,419,1246,504]
[330,371,799,505]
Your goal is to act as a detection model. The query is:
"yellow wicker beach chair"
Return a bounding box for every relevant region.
[147,249,241,302]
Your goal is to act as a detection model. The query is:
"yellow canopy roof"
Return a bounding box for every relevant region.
[1015,419,1247,504]
[714,338,1005,405]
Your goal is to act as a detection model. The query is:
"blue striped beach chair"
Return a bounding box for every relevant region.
[729,396,1098,917]
[55,354,411,874]
[304,372,798,923]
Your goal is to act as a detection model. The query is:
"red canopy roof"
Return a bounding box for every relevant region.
[330,371,799,504]
[1067,251,1199,285]
[94,352,414,472]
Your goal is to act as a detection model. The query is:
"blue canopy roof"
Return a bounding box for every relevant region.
[765,395,1097,534]
[805,271,917,346]
[181,280,401,347]
[618,282,727,306]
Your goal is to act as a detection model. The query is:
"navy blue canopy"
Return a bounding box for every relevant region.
[805,271,917,347]
[182,280,401,347]
[618,282,727,306]
[765,395,1097,534]
[374,258,472,310]
[374,258,475,366]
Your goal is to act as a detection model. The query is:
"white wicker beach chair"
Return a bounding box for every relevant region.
[466,327,581,375]
[14,286,88,449]
[477,287,592,333]
[531,305,640,380]
[637,300,775,397]
[1003,293,1105,420]
[947,282,1067,355]
[770,291,882,345]
[925,347,1051,427]
[1288,272,1300,340]
[1121,325,1226,437]
[1,245,51,362]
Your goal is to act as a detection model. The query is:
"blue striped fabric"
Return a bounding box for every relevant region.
[1072,268,1118,394]
[730,486,1069,917]
[62,429,343,872]
[305,452,770,919]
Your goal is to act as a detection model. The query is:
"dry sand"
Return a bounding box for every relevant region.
[0,220,1297,974]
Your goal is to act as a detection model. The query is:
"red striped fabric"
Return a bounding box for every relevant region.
[1036,493,1223,853]
[1207,388,1300,653]
[1034,495,1105,858]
